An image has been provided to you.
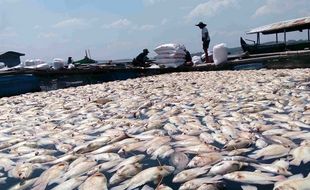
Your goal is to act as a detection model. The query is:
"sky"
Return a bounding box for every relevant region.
[0,0,309,61]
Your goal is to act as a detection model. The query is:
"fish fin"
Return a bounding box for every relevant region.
[271,175,286,182]
[241,185,258,190]
[290,159,302,166]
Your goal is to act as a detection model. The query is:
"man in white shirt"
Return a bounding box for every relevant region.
[196,22,211,63]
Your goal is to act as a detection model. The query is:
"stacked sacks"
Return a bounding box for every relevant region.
[154,44,186,68]
[213,43,228,65]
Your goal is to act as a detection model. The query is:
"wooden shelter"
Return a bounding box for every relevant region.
[0,51,25,68]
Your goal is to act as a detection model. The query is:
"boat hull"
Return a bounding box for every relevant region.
[0,74,41,97]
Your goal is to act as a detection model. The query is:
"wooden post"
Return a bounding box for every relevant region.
[308,29,310,41]
[276,33,278,43]
[257,33,260,45]
[284,29,287,43]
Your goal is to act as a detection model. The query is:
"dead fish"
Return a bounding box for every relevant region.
[188,152,222,168]
[199,132,214,144]
[0,157,15,171]
[172,166,210,183]
[255,138,268,149]
[224,171,285,185]
[270,135,297,148]
[223,156,259,164]
[209,161,245,176]
[151,145,174,160]
[223,139,252,151]
[249,144,290,160]
[111,166,174,190]
[169,152,189,174]
[50,154,78,165]
[179,176,222,190]
[289,145,310,166]
[175,144,219,154]
[109,163,142,185]
[63,160,97,180]
[109,154,145,173]
[8,163,37,180]
[273,174,310,190]
[51,176,87,190]
[226,148,254,156]
[88,153,121,162]
[79,172,108,190]
[250,159,292,176]
[32,162,68,190]
[26,155,56,163]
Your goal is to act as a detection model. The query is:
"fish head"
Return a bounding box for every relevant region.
[160,166,175,174]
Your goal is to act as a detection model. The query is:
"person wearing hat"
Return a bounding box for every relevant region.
[196,22,211,63]
[132,49,151,67]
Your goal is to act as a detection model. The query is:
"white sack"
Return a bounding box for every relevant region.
[154,43,186,54]
[213,43,228,65]
[0,62,5,69]
[36,63,50,70]
[52,58,65,70]
[192,56,203,65]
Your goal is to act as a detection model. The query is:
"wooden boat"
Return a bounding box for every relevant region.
[0,74,41,97]
[241,17,310,54]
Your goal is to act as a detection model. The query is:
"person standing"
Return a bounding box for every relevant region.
[196,22,211,63]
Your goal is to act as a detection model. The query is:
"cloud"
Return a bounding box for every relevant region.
[134,24,155,31]
[0,0,22,4]
[38,32,58,39]
[0,27,17,38]
[53,18,88,28]
[253,0,309,18]
[161,18,168,25]
[103,19,156,31]
[186,0,237,19]
[143,0,167,6]
[102,19,132,29]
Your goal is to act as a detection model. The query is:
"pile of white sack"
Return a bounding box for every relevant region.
[154,44,186,68]
[14,58,68,70]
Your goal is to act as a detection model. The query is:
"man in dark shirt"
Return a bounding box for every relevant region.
[184,49,193,66]
[132,49,151,67]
